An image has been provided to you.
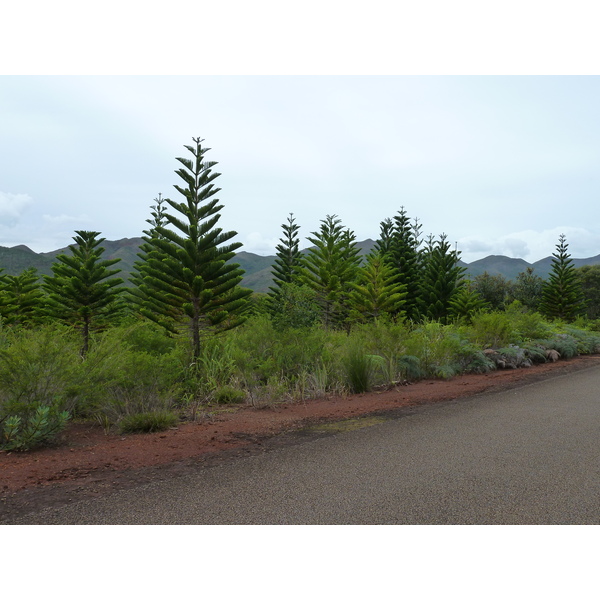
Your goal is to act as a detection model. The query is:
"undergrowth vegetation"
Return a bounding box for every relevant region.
[1,309,599,451]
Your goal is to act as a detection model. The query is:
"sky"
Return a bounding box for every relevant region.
[2,6,600,268]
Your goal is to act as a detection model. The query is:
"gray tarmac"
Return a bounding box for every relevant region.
[13,364,600,524]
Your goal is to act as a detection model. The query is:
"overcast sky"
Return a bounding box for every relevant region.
[2,1,600,265]
[2,75,600,263]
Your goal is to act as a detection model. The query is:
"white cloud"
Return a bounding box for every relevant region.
[0,191,33,226]
[458,227,600,264]
[242,232,280,256]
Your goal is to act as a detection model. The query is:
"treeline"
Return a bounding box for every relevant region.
[1,137,600,451]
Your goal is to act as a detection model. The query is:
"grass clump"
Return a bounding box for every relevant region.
[118,411,179,434]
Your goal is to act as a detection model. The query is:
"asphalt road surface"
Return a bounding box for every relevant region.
[15,364,600,524]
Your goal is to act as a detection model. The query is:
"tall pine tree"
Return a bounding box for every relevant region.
[0,267,44,327]
[130,137,251,358]
[377,207,423,321]
[299,215,361,329]
[419,233,465,323]
[348,252,407,323]
[43,231,123,356]
[268,213,302,297]
[539,234,586,321]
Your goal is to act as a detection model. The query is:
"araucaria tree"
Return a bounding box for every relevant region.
[268,213,302,297]
[376,207,423,321]
[0,267,44,327]
[130,137,251,359]
[349,253,407,323]
[419,233,466,323]
[539,234,586,321]
[43,231,123,355]
[299,215,361,328]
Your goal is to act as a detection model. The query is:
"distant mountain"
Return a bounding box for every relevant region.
[460,255,533,280]
[1,237,600,294]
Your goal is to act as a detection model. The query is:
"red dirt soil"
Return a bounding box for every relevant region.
[2,355,599,522]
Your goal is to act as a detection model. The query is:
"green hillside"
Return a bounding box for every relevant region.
[1,237,600,293]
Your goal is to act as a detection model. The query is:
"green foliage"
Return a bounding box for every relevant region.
[512,268,544,311]
[0,326,81,413]
[377,208,423,321]
[503,302,552,341]
[348,253,407,323]
[43,231,124,356]
[343,343,377,393]
[470,272,512,310]
[419,234,466,324]
[539,234,586,322]
[268,213,302,295]
[575,264,600,320]
[468,311,516,348]
[405,321,464,378]
[0,267,44,327]
[71,325,185,424]
[214,385,246,404]
[118,411,179,434]
[268,282,321,330]
[299,215,361,328]
[448,286,489,323]
[130,137,252,358]
[1,404,70,451]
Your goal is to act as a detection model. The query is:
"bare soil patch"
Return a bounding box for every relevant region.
[2,355,599,522]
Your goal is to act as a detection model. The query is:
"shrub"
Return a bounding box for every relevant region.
[343,344,376,393]
[79,331,184,425]
[214,385,246,404]
[468,311,515,348]
[0,326,81,415]
[405,321,464,378]
[118,411,179,434]
[1,404,70,451]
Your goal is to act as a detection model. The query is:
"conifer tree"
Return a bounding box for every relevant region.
[0,267,44,327]
[539,234,586,321]
[377,207,423,321]
[419,233,466,323]
[43,231,123,355]
[299,215,361,328]
[130,137,251,358]
[448,285,489,323]
[349,253,407,323]
[129,193,181,324]
[268,213,302,297]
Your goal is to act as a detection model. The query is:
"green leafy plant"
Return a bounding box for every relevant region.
[1,404,70,451]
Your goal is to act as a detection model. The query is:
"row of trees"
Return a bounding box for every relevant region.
[266,210,594,330]
[0,136,597,363]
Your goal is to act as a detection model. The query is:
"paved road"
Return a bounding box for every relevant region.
[16,364,600,524]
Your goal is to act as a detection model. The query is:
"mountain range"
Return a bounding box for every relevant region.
[1,237,600,294]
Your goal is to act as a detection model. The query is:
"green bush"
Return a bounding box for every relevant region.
[118,411,179,434]
[405,322,464,378]
[77,329,185,425]
[214,385,246,404]
[0,326,81,414]
[1,404,70,451]
[468,311,516,348]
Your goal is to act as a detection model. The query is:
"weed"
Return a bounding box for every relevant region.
[118,411,179,434]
